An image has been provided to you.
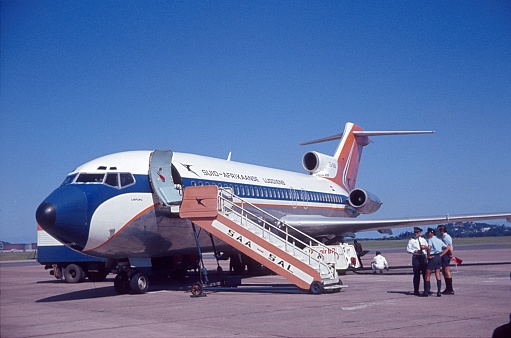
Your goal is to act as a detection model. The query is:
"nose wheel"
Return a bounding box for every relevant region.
[114,271,149,294]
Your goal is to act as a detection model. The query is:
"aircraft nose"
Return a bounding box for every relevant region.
[36,202,56,229]
[35,186,90,251]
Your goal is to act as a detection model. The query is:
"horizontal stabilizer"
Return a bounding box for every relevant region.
[301,130,434,146]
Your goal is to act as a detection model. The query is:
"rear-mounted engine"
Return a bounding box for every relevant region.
[302,152,337,178]
[348,189,382,214]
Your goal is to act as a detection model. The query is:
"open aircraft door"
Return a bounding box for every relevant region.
[149,150,182,206]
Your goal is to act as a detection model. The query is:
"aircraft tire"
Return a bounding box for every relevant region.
[309,281,323,295]
[114,273,130,294]
[230,254,246,274]
[64,264,85,283]
[130,272,149,294]
[245,255,262,273]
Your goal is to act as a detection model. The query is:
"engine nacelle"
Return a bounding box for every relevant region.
[302,151,337,178]
[348,189,382,214]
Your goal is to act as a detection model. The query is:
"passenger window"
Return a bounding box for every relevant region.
[120,173,135,187]
[105,173,119,187]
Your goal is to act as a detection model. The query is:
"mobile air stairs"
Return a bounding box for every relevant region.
[179,185,343,295]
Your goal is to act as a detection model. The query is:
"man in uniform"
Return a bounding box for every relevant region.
[421,227,450,297]
[406,227,428,296]
[437,224,455,294]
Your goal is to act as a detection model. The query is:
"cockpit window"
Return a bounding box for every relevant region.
[75,173,105,183]
[70,172,135,189]
[61,174,77,185]
[105,173,119,187]
[120,173,135,187]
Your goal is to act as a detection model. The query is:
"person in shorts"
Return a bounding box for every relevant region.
[437,224,455,294]
[421,228,449,297]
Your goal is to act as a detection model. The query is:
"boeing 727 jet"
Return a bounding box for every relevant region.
[36,122,511,294]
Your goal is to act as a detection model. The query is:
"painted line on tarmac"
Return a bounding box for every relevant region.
[341,299,395,311]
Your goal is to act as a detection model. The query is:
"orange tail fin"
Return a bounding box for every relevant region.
[330,123,368,191]
[301,122,434,192]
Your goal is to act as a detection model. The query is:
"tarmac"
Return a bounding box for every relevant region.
[1,242,510,337]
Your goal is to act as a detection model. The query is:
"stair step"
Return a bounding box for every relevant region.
[181,186,341,294]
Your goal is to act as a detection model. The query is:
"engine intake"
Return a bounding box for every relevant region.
[302,152,337,178]
[348,189,382,214]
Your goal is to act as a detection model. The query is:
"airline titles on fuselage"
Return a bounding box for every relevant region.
[201,169,286,186]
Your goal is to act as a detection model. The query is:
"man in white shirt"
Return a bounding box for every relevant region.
[371,251,389,274]
[406,227,429,296]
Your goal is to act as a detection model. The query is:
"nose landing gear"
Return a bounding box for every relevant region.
[114,270,149,294]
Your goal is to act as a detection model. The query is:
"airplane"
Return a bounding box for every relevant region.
[35,122,511,294]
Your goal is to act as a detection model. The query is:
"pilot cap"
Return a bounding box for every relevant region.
[413,227,423,232]
[427,227,435,233]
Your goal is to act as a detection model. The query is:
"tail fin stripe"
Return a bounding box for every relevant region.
[342,143,355,191]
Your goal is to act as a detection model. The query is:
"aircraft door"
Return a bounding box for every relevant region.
[149,150,182,206]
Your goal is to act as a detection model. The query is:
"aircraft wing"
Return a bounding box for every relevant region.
[280,212,511,237]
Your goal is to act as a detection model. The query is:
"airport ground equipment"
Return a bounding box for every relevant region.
[37,228,109,283]
[180,186,343,294]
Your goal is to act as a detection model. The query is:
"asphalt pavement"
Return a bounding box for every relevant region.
[1,242,510,337]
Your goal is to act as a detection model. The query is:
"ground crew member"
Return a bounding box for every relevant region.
[371,251,389,274]
[354,240,364,268]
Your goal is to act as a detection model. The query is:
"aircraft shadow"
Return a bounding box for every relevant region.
[36,285,117,303]
[35,281,308,302]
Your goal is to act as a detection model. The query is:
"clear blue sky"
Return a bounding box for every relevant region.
[1,1,510,243]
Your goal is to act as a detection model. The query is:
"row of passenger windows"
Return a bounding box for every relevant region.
[189,180,344,204]
[62,173,136,189]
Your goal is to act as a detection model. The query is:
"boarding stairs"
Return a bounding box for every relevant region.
[179,186,342,294]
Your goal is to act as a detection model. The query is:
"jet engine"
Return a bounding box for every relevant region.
[348,189,382,214]
[302,151,337,178]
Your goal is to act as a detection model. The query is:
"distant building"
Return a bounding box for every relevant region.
[0,241,37,252]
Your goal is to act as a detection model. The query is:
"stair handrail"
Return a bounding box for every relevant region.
[217,188,338,276]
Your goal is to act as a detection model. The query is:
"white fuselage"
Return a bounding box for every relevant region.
[37,150,355,259]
